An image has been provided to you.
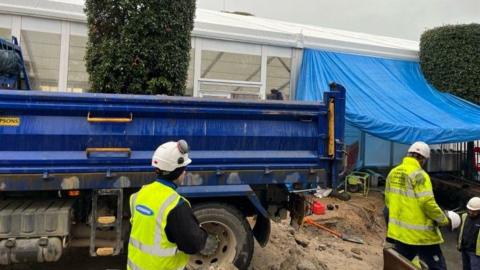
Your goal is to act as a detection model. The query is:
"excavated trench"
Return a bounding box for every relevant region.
[432,174,476,210]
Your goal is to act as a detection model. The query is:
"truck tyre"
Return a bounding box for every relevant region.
[189,203,254,270]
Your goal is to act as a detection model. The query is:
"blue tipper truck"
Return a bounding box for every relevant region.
[0,38,345,269]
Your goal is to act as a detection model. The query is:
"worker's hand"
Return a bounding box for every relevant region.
[199,234,219,256]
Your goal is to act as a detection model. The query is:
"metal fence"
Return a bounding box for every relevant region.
[429,141,480,182]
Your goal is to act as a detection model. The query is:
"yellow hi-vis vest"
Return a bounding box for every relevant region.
[457,213,480,256]
[385,157,449,245]
[127,181,189,270]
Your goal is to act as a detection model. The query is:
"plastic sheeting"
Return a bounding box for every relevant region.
[345,123,411,169]
[296,49,480,144]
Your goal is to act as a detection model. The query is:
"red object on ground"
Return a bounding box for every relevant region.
[311,201,325,215]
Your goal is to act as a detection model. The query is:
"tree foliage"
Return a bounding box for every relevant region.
[419,24,480,104]
[84,0,195,95]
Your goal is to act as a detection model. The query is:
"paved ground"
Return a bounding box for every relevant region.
[442,227,462,270]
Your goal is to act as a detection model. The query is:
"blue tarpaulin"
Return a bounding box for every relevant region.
[296,49,480,144]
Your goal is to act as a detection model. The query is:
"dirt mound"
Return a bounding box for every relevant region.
[251,191,386,270]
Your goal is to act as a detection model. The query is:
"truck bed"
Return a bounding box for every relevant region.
[0,88,345,191]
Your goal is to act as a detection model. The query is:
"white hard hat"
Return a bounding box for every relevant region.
[408,141,431,159]
[152,140,192,172]
[447,211,461,230]
[467,197,480,211]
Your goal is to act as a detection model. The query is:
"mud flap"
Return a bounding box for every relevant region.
[252,213,271,247]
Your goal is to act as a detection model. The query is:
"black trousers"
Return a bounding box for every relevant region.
[394,241,447,270]
[462,250,480,270]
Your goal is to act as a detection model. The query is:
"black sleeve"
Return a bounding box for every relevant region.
[165,200,208,255]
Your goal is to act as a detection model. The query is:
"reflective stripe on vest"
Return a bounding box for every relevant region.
[129,193,179,257]
[383,187,433,199]
[389,217,436,231]
[128,258,142,270]
[458,213,467,250]
[384,187,416,198]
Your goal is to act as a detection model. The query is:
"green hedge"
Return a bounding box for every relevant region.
[419,24,480,104]
[84,0,195,95]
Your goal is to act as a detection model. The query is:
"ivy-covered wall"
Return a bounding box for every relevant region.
[419,24,480,104]
[84,0,196,95]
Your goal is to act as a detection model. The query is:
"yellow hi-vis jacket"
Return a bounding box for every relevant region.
[457,213,480,255]
[127,181,189,270]
[385,157,449,245]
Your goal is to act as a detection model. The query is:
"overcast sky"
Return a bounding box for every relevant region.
[59,0,480,41]
[200,0,480,41]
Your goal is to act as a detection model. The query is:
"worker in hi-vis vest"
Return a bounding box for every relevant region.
[385,141,461,270]
[457,197,480,270]
[127,140,218,270]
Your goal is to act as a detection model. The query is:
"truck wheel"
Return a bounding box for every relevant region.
[189,203,254,270]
